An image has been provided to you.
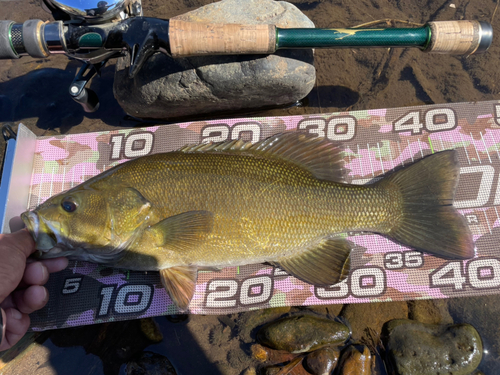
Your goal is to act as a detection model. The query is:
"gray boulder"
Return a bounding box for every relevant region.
[113,0,315,120]
[384,319,483,375]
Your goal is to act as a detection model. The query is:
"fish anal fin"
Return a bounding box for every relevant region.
[147,211,214,249]
[160,266,198,310]
[273,237,352,286]
[178,133,345,183]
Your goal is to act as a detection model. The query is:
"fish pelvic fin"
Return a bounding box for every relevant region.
[147,210,214,249]
[160,266,198,310]
[272,237,351,285]
[379,150,474,259]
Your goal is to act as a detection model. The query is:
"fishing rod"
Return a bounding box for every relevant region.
[0,0,493,112]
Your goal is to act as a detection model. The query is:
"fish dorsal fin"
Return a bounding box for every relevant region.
[178,132,345,182]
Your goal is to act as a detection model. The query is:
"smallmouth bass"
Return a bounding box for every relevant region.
[21,133,474,309]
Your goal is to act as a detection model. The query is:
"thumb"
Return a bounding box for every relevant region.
[0,229,36,302]
[0,229,36,259]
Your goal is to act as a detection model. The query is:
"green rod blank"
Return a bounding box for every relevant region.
[276,27,431,49]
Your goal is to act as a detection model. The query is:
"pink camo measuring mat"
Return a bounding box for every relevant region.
[3,100,500,331]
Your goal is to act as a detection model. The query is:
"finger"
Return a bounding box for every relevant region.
[0,294,15,310]
[40,257,68,273]
[0,308,5,349]
[19,258,68,289]
[22,262,48,286]
[12,286,48,314]
[0,308,30,351]
[0,229,36,259]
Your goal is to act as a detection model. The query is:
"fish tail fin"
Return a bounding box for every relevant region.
[378,150,474,259]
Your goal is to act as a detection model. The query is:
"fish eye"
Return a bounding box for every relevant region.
[61,198,77,213]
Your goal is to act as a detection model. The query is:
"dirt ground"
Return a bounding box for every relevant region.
[0,0,499,374]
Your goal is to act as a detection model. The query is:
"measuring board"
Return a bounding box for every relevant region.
[2,100,500,331]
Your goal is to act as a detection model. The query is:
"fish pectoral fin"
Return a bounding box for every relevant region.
[147,210,214,249]
[272,237,352,286]
[160,266,198,310]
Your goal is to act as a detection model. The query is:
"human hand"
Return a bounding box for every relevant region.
[0,229,68,351]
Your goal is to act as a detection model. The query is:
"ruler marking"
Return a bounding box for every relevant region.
[485,210,492,234]
[397,142,404,166]
[480,132,492,164]
[428,136,434,154]
[489,130,500,161]
[71,166,75,188]
[27,170,35,209]
[357,144,364,177]
[48,166,55,198]
[470,132,482,164]
[459,132,471,165]
[417,138,424,158]
[37,173,43,206]
[61,165,66,192]
[377,143,385,174]
[439,135,445,151]
[407,139,414,162]
[367,143,375,176]
[388,143,395,170]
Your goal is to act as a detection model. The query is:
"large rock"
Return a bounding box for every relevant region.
[125,352,177,375]
[114,0,315,120]
[257,314,350,353]
[448,295,500,374]
[384,319,483,375]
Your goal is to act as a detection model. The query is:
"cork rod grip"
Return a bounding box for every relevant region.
[169,19,276,57]
[426,21,488,55]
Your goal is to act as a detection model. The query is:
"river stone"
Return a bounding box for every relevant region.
[305,347,340,375]
[384,319,483,375]
[448,295,500,374]
[139,318,163,342]
[113,0,315,120]
[257,315,350,353]
[125,352,177,375]
[337,345,372,375]
[251,343,298,363]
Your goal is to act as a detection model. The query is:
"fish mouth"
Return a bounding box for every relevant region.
[21,211,61,258]
[21,211,39,238]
